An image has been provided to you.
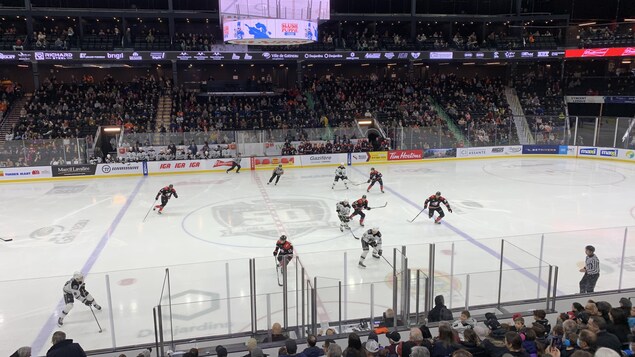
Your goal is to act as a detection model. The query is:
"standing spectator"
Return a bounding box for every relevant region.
[46,331,86,357]
[428,295,453,322]
[579,245,600,293]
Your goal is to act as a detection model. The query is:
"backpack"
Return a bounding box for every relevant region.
[440,307,453,321]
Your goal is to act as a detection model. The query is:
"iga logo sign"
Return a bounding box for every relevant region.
[388,150,423,161]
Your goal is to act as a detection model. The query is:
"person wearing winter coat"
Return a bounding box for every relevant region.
[452,310,477,341]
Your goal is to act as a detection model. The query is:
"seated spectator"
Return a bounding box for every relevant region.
[343,333,364,357]
[587,316,622,354]
[302,335,324,357]
[452,310,477,341]
[9,346,31,357]
[46,331,85,357]
[459,329,486,357]
[263,322,287,342]
[432,324,460,357]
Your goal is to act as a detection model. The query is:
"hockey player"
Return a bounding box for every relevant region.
[349,195,371,226]
[267,164,284,185]
[332,163,349,190]
[367,168,384,193]
[58,272,101,326]
[226,153,242,173]
[273,235,294,267]
[336,199,352,232]
[153,184,178,214]
[424,191,452,224]
[358,227,383,268]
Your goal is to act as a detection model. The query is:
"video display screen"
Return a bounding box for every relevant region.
[219,0,330,21]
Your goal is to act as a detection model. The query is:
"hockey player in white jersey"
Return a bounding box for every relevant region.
[58,272,101,326]
[336,199,352,232]
[332,163,349,189]
[358,227,383,268]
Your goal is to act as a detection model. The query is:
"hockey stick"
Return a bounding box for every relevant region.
[142,200,157,222]
[89,305,103,333]
[348,228,360,240]
[369,202,388,209]
[0,237,13,242]
[408,208,426,223]
[380,254,394,269]
[274,253,283,287]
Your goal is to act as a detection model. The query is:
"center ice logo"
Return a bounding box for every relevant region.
[211,197,334,240]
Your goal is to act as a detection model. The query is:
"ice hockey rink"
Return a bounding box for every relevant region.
[1,157,635,356]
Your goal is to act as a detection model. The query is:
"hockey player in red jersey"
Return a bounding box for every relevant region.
[367,168,384,193]
[273,235,294,267]
[424,191,452,224]
[349,195,371,226]
[154,184,178,214]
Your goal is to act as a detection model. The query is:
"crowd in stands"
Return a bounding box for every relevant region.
[514,65,567,145]
[579,24,635,49]
[427,74,515,146]
[0,78,23,122]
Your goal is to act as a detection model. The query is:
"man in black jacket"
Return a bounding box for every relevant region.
[427,295,452,322]
[46,331,86,357]
[587,316,622,354]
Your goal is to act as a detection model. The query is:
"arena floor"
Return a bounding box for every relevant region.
[1,157,634,355]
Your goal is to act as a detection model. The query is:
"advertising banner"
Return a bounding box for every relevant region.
[250,156,297,170]
[565,47,635,58]
[52,164,97,177]
[0,166,52,180]
[96,163,143,176]
[578,147,598,157]
[299,154,346,166]
[456,146,523,158]
[387,150,423,161]
[424,148,456,159]
[224,19,318,44]
[522,145,567,155]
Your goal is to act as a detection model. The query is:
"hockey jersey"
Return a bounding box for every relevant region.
[369,170,383,181]
[361,230,382,247]
[63,278,88,299]
[424,195,450,209]
[335,166,347,178]
[274,240,294,256]
[336,201,351,216]
[273,167,284,175]
[352,198,369,210]
[156,186,178,200]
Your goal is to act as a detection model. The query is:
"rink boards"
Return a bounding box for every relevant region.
[1,145,635,183]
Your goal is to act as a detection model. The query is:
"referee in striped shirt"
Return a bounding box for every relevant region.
[579,245,600,293]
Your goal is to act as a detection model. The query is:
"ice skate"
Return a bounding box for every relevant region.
[57,317,64,326]
[158,211,162,215]
[267,182,270,185]
[340,226,344,232]
[381,190,385,193]
[94,303,102,310]
[373,253,380,259]
[358,261,366,268]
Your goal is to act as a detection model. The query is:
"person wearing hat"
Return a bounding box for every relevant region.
[385,331,402,357]
[364,340,380,357]
[216,345,228,357]
[618,297,632,316]
[579,245,600,293]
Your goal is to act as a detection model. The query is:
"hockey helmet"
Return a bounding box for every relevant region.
[362,195,367,199]
[278,164,282,167]
[340,162,345,166]
[73,271,84,282]
[435,191,441,197]
[169,184,174,188]
[342,199,349,204]
[372,227,379,234]
[280,235,287,241]
[370,167,375,171]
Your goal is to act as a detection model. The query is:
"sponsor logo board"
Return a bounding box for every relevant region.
[51,164,97,177]
[579,147,598,156]
[387,150,423,161]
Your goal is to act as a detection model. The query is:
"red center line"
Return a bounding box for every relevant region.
[251,170,330,322]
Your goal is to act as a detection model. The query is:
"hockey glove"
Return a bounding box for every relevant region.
[273,251,277,256]
[378,249,382,256]
[370,241,377,247]
[367,180,370,183]
[424,205,427,209]
[449,208,453,213]
[84,299,93,306]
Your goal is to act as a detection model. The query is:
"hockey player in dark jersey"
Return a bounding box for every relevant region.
[267,164,284,185]
[153,184,178,214]
[273,235,294,267]
[424,191,452,224]
[226,153,242,173]
[58,272,101,326]
[367,168,384,193]
[349,195,371,226]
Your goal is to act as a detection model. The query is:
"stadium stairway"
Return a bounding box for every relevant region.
[0,93,31,145]
[154,94,172,145]
[504,87,535,145]
[428,96,467,144]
